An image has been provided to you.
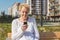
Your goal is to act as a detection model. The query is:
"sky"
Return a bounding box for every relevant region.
[0,0,24,15]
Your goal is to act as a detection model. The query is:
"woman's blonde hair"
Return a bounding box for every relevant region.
[19,3,30,12]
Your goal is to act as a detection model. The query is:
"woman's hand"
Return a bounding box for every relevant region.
[21,25,27,31]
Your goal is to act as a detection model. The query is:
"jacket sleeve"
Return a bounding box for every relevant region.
[33,18,40,40]
[12,19,25,40]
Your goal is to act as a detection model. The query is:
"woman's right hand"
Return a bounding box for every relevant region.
[21,25,27,31]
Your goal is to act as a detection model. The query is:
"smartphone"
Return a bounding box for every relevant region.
[23,22,28,27]
[23,22,27,25]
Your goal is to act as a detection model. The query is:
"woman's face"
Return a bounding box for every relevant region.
[19,6,29,19]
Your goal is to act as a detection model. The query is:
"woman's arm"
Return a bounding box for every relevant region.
[33,18,40,40]
[12,19,24,40]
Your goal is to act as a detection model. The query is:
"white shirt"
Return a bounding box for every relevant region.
[12,17,39,40]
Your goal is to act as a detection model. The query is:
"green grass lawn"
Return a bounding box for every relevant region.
[0,23,60,40]
[0,23,11,40]
[38,26,60,32]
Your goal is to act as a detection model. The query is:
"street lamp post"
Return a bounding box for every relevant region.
[54,0,56,22]
[40,0,43,26]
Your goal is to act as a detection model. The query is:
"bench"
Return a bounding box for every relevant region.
[7,32,60,40]
[40,32,60,40]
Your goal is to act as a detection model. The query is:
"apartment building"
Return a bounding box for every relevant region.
[48,0,60,21]
[25,0,47,20]
[8,2,20,17]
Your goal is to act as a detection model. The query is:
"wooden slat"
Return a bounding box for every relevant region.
[7,32,60,39]
[40,32,60,38]
[7,33,11,38]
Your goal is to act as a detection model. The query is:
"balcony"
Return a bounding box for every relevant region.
[57,13,60,16]
[49,0,54,2]
[54,4,60,6]
[55,8,60,11]
[49,3,60,7]
[49,9,54,12]
[49,13,60,17]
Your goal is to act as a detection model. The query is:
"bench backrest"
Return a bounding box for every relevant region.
[7,32,60,40]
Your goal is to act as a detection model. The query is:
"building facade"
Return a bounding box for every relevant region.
[8,7,12,16]
[48,0,60,21]
[25,0,47,20]
[8,2,20,17]
[25,0,60,21]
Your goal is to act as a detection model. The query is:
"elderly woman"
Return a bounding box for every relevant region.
[12,3,39,40]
